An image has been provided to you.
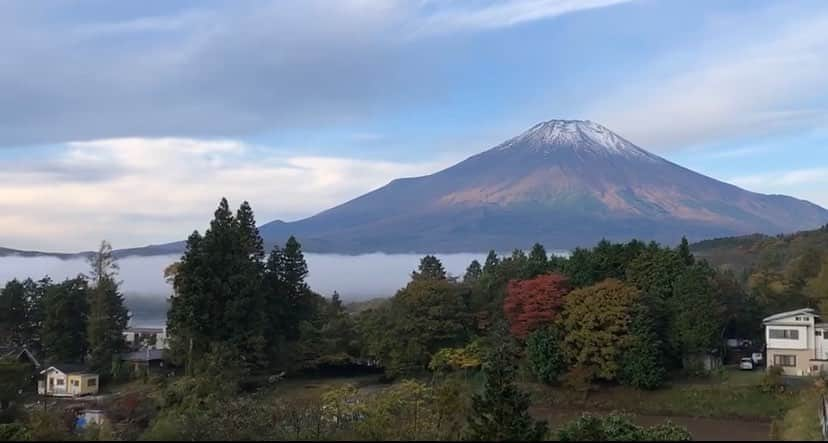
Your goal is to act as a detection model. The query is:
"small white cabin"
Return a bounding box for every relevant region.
[38,365,100,397]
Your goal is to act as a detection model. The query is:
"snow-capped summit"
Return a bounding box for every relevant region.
[125,119,828,256]
[495,119,659,161]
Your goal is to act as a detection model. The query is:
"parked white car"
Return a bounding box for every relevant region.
[739,357,755,370]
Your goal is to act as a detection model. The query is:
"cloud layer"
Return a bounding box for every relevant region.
[591,8,828,150]
[0,138,458,250]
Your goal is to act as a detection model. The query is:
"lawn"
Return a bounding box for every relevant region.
[774,387,824,441]
[526,368,801,421]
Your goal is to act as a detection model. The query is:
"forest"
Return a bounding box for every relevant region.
[1,199,827,441]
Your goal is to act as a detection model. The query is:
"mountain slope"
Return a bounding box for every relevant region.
[256,120,828,253]
[4,119,827,257]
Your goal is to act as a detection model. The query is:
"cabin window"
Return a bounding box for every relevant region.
[56,379,64,386]
[71,380,79,387]
[769,329,799,340]
[817,331,823,336]
[774,355,797,367]
[87,378,97,387]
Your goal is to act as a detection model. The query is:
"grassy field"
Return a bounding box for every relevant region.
[526,368,800,422]
[774,387,823,441]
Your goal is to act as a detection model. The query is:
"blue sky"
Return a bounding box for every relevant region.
[1,0,827,251]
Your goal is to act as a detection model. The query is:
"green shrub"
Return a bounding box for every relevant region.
[557,413,692,441]
[526,326,567,385]
[618,334,666,390]
[759,366,786,393]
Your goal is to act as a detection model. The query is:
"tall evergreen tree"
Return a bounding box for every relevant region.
[263,244,288,353]
[0,280,28,346]
[464,260,483,284]
[483,250,500,275]
[167,230,207,371]
[413,255,447,281]
[465,322,548,441]
[41,278,89,364]
[236,201,265,262]
[527,243,549,277]
[670,263,727,368]
[86,241,130,372]
[167,199,267,373]
[677,236,694,267]
[262,236,314,365]
[282,236,310,298]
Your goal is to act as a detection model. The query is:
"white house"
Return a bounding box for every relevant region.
[38,365,100,397]
[763,308,828,376]
[123,327,168,350]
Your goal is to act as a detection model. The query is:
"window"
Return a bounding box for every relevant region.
[774,355,797,367]
[71,380,79,386]
[56,379,64,386]
[817,331,823,336]
[769,329,799,340]
[87,378,97,387]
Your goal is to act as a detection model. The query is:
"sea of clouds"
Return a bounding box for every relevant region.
[0,253,489,326]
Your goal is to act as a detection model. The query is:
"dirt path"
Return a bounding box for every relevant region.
[531,407,772,441]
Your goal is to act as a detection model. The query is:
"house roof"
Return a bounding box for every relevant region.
[120,349,165,362]
[762,308,817,323]
[125,327,164,334]
[0,346,41,368]
[40,364,96,376]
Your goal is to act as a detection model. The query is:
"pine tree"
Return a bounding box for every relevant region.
[528,243,548,277]
[86,241,130,372]
[282,236,310,297]
[483,250,500,275]
[42,278,89,364]
[412,255,446,281]
[464,260,483,283]
[168,230,208,370]
[225,202,267,369]
[263,244,288,352]
[0,280,28,346]
[465,322,548,441]
[263,236,313,363]
[236,201,265,262]
[167,199,267,373]
[677,237,694,267]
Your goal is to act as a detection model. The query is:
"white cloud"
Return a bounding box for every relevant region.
[728,167,828,207]
[0,138,459,251]
[413,0,633,35]
[590,9,828,151]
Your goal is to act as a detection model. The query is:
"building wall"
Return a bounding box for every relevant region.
[46,372,67,394]
[66,374,99,396]
[766,325,810,350]
[767,349,815,376]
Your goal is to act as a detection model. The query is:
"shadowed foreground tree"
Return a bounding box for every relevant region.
[86,241,130,373]
[465,322,547,441]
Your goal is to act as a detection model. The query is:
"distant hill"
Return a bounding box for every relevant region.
[0,247,88,260]
[4,119,828,257]
[691,224,828,276]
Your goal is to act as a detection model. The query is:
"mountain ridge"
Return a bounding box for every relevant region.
[3,119,827,257]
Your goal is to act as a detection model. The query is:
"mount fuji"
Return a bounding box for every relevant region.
[249,119,827,253]
[6,119,827,257]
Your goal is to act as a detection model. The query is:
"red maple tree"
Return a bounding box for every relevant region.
[503,273,571,338]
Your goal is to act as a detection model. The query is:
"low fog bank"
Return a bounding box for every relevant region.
[0,253,496,325]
